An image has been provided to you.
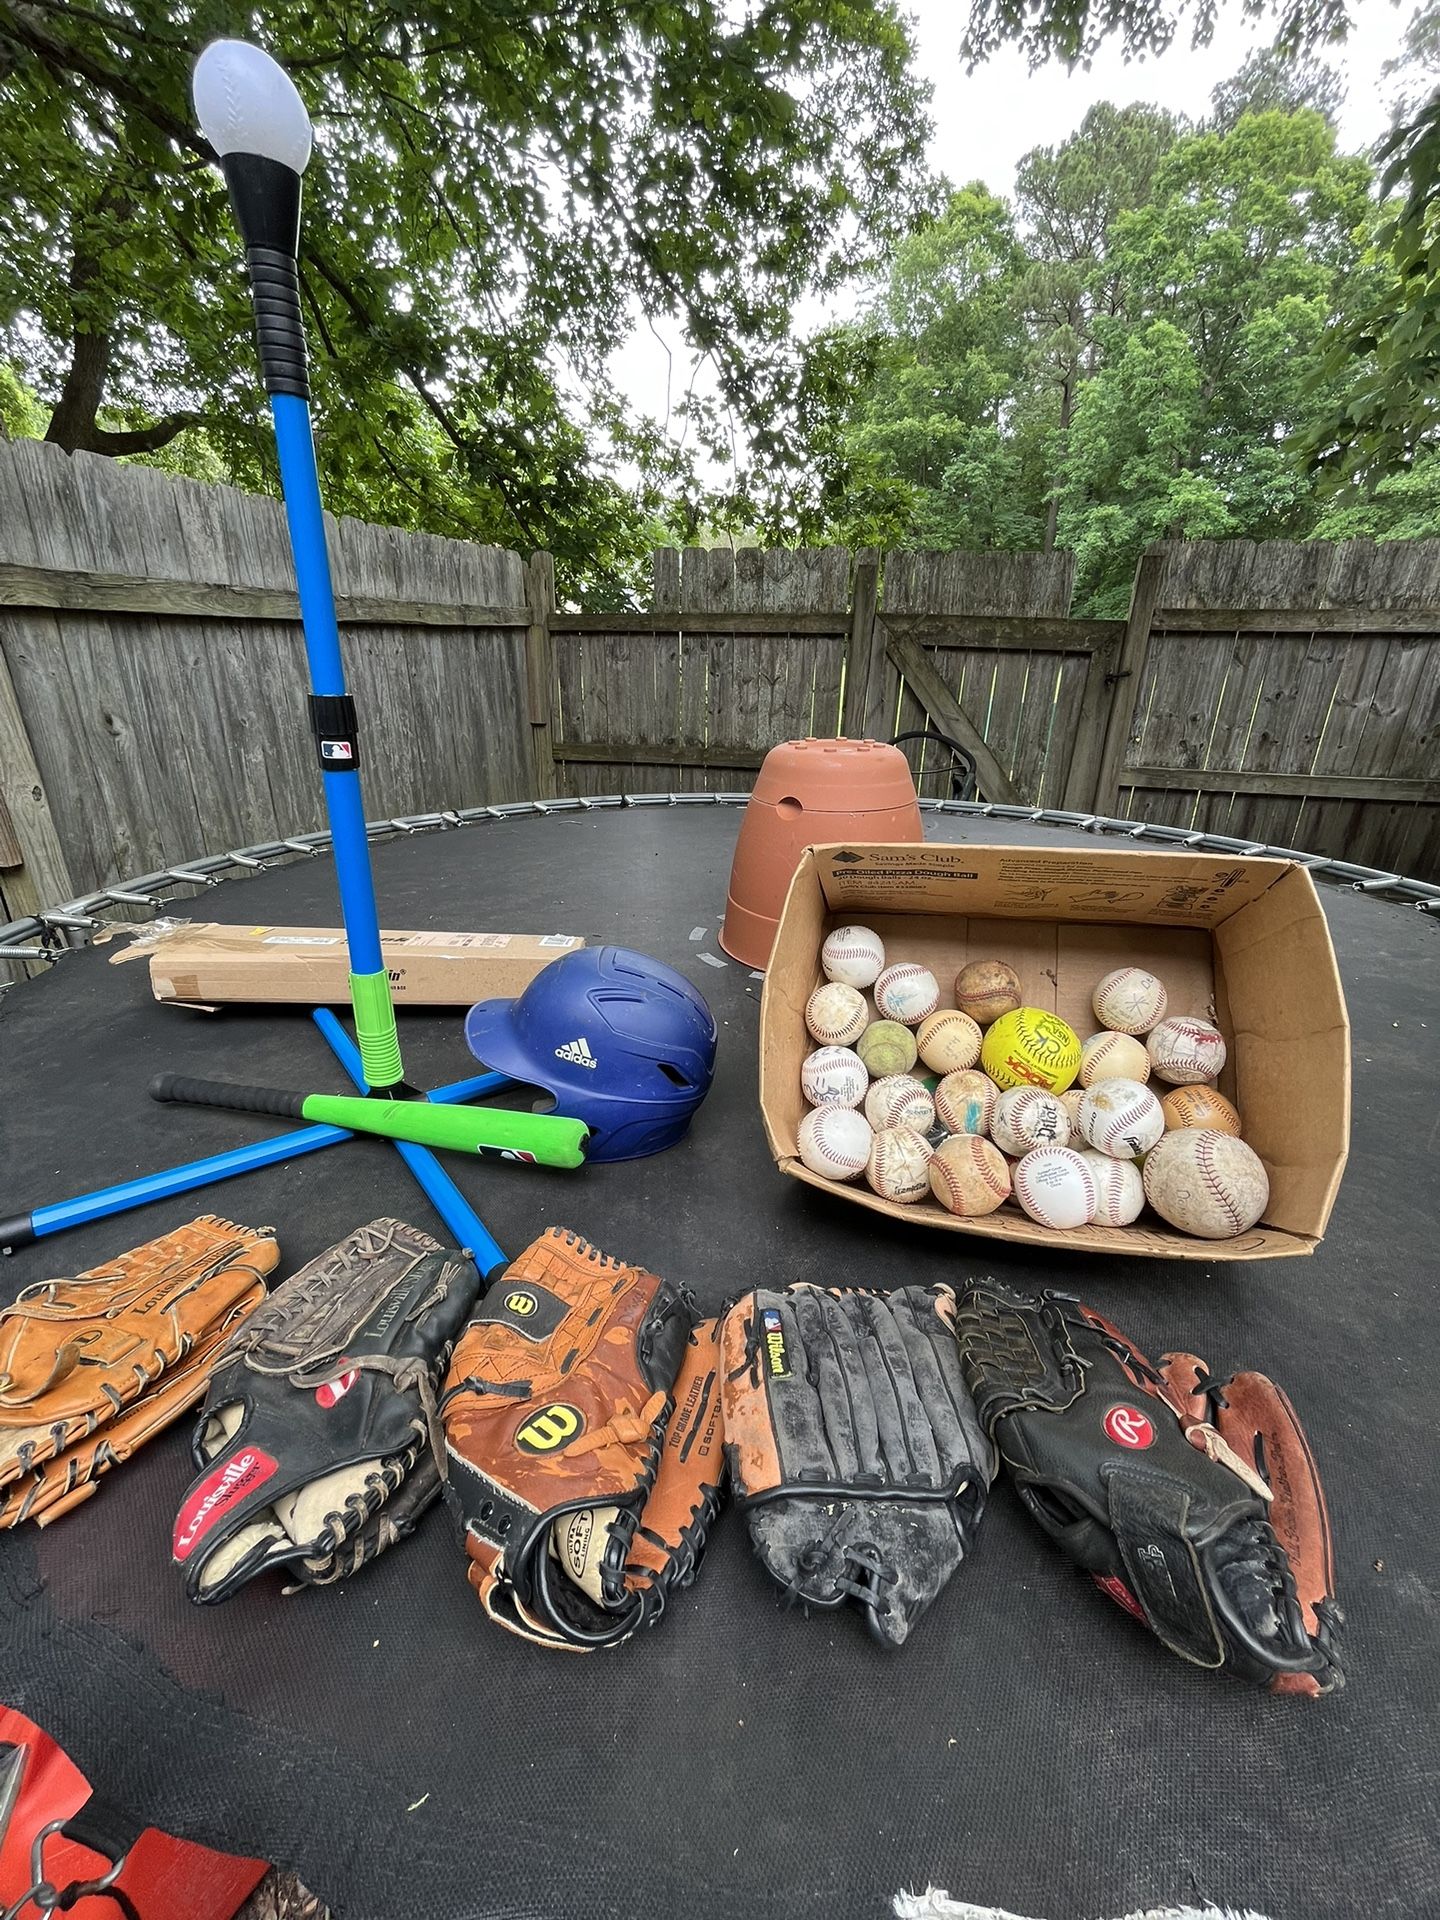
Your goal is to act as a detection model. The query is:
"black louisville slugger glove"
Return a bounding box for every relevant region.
[948,1281,1343,1695]
[173,1218,477,1600]
[721,1285,993,1647]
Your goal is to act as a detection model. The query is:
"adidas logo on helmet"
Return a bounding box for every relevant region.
[554,1036,598,1069]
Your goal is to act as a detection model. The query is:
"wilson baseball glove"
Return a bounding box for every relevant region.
[0,1216,277,1528]
[949,1281,1343,1695]
[440,1226,724,1650]
[173,1217,477,1601]
[720,1285,993,1647]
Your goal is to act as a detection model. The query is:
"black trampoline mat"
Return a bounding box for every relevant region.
[2,807,1437,1920]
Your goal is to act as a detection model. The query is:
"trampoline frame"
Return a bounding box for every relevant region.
[3,794,1436,970]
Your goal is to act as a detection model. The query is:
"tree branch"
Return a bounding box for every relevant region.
[0,0,207,156]
[89,413,206,455]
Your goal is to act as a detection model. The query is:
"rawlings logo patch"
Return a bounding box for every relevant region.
[173,1448,278,1559]
[316,1367,359,1408]
[517,1403,583,1453]
[1103,1404,1154,1449]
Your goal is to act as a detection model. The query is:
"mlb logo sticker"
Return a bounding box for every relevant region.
[320,739,354,762]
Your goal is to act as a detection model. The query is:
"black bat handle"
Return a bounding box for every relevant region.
[148,1074,307,1119]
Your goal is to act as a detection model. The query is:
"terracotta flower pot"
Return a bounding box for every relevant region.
[720,738,922,968]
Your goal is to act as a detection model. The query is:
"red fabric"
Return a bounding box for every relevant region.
[0,1707,266,1919]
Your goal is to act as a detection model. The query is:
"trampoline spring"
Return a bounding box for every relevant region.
[280,838,326,856]
[102,887,164,907]
[223,850,268,869]
[1353,874,1403,892]
[164,865,222,886]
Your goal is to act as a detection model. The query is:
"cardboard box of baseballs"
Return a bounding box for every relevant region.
[109,923,584,1008]
[758,843,1350,1261]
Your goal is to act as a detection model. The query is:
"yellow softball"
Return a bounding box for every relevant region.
[980,1007,1083,1094]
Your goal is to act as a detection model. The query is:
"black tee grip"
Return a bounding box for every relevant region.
[148,1074,307,1120]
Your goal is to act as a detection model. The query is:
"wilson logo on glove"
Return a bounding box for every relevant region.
[173,1447,278,1559]
[762,1308,790,1378]
[315,1368,358,1408]
[504,1291,538,1317]
[516,1403,584,1453]
[1102,1405,1154,1449]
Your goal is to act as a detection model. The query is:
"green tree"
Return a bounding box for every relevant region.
[838,186,1041,549]
[0,0,931,596]
[1055,110,1373,608]
[961,0,1357,67]
[1303,12,1440,495]
[1014,102,1180,548]
[1208,46,1345,129]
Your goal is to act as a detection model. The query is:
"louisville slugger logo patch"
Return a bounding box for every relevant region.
[1102,1404,1155,1449]
[516,1403,584,1453]
[316,1368,359,1408]
[173,1447,278,1559]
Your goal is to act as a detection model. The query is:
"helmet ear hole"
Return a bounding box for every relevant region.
[656,1062,692,1088]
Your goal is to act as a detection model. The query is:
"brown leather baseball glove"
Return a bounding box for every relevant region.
[0,1215,278,1526]
[440,1227,724,1649]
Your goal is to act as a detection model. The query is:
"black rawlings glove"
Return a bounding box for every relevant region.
[173,1218,478,1601]
[720,1285,993,1647]
[949,1280,1343,1694]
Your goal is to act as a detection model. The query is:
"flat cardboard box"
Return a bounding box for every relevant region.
[759,843,1350,1261]
[111,923,584,1008]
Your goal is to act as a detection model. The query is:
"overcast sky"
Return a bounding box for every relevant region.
[610,0,1413,457]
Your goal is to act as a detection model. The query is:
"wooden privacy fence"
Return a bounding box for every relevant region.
[2,440,1439,958]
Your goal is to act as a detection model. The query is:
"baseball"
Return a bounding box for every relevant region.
[934,1069,998,1137]
[1079,1150,1146,1227]
[1147,1015,1227,1086]
[1059,1087,1086,1130]
[866,1125,933,1203]
[865,1074,936,1133]
[1161,1084,1242,1136]
[820,924,885,990]
[874,963,941,1027]
[796,1106,873,1182]
[929,1135,1011,1218]
[1012,1146,1097,1230]
[954,960,1022,1028]
[1092,967,1168,1035]
[916,1008,983,1074]
[1077,1078,1166,1158]
[800,1045,868,1109]
[805,981,868,1048]
[857,1019,918,1077]
[1142,1129,1269,1238]
[991,1086,1072,1157]
[1078,1029,1151,1087]
[980,1007,1082,1093]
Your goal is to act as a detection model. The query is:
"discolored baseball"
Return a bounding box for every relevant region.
[929,1135,1011,1217]
[1142,1129,1269,1238]
[954,960,1023,1028]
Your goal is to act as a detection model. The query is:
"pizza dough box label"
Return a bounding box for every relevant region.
[110,924,585,1007]
[759,842,1351,1264]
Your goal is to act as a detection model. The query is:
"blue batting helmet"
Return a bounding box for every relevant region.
[463,946,717,1163]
